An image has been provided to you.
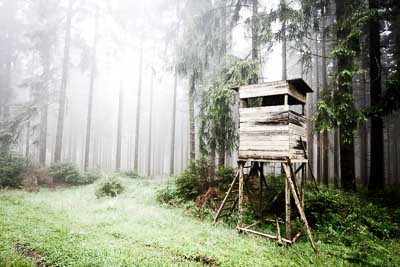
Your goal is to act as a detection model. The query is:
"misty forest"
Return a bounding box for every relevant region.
[0,0,400,266]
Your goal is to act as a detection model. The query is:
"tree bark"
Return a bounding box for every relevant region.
[281,0,287,80]
[134,35,144,172]
[336,0,356,190]
[54,0,73,163]
[315,34,321,183]
[169,69,178,175]
[333,130,340,187]
[116,83,124,172]
[39,52,51,166]
[189,72,196,162]
[368,0,384,190]
[84,5,99,171]
[147,67,155,176]
[251,0,258,64]
[321,13,329,186]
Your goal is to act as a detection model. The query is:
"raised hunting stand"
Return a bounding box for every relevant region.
[214,79,318,253]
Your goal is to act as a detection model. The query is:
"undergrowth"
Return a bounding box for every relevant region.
[156,162,400,266]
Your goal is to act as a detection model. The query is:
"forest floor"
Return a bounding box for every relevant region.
[0,176,399,267]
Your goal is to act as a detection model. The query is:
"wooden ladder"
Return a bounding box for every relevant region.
[213,171,239,223]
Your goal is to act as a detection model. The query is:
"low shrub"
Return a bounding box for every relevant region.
[48,163,99,185]
[215,166,235,188]
[95,177,125,198]
[0,152,27,189]
[156,183,181,205]
[82,171,102,184]
[121,171,141,179]
[49,162,81,185]
[156,161,207,205]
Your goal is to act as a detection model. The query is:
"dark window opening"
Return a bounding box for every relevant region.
[262,95,285,106]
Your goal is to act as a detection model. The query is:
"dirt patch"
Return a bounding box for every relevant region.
[182,254,218,266]
[14,243,54,267]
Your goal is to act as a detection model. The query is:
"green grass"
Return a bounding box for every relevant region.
[0,177,399,266]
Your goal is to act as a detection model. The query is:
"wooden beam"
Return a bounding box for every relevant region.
[237,161,245,228]
[283,161,318,253]
[237,227,293,244]
[300,137,319,192]
[292,232,302,243]
[276,219,283,246]
[285,175,291,240]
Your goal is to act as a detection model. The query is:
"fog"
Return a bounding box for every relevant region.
[1,0,399,184]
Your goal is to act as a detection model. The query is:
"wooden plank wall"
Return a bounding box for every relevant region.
[238,106,307,161]
[239,82,306,104]
[289,111,307,160]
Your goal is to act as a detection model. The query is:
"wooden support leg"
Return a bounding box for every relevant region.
[283,162,318,253]
[259,162,264,219]
[301,163,305,209]
[237,161,245,229]
[285,173,291,240]
[276,219,283,246]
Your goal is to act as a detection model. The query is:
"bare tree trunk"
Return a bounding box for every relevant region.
[307,38,314,181]
[360,72,368,186]
[84,5,99,171]
[336,0,356,190]
[54,0,73,163]
[333,130,340,187]
[147,68,155,176]
[368,0,384,190]
[321,14,329,186]
[39,54,51,166]
[315,34,321,183]
[25,122,30,158]
[281,0,287,80]
[116,83,124,172]
[169,69,178,175]
[251,0,258,68]
[134,35,144,171]
[189,72,196,162]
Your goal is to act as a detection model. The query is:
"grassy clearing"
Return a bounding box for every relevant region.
[0,177,399,266]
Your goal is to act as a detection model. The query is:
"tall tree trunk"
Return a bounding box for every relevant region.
[134,35,144,172]
[189,72,196,162]
[169,69,178,175]
[321,13,329,186]
[39,96,48,165]
[333,130,340,187]
[84,6,99,171]
[281,0,287,80]
[25,122,30,158]
[116,83,124,172]
[54,0,73,163]
[336,0,356,190]
[39,55,50,166]
[147,68,155,176]
[217,147,225,168]
[0,41,13,152]
[307,38,314,181]
[360,70,368,186]
[251,0,258,66]
[315,34,321,183]
[368,0,384,190]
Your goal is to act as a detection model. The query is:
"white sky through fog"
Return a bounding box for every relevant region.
[17,0,303,171]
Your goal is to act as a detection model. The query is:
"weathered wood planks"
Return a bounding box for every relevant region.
[238,81,307,103]
[238,109,307,161]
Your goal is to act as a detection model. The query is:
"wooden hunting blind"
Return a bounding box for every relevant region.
[214,79,319,253]
[237,79,312,162]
